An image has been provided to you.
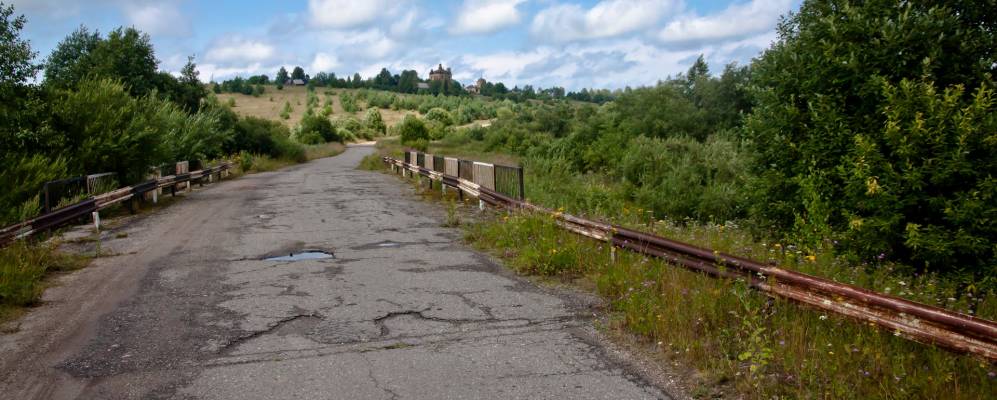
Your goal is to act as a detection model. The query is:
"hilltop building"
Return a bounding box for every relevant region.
[466,77,486,94]
[429,64,452,81]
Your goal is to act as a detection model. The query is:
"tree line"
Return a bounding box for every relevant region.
[0,3,324,226]
[424,0,997,278]
[215,66,596,103]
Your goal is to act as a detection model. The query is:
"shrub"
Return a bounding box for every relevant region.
[364,108,386,135]
[748,0,997,272]
[424,107,454,126]
[299,114,340,143]
[397,115,429,145]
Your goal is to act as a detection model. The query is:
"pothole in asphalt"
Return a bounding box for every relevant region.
[263,251,334,262]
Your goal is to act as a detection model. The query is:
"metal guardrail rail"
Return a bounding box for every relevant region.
[0,162,232,246]
[384,153,997,362]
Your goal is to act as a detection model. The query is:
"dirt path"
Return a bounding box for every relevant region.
[0,145,670,399]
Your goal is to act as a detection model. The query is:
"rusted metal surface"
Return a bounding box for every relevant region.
[383,154,997,362]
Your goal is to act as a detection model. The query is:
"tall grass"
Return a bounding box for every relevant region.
[369,138,997,399]
[0,241,89,321]
[466,213,996,399]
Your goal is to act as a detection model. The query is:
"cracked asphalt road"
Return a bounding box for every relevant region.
[0,145,669,399]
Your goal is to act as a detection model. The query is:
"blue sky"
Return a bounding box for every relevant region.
[11,0,801,90]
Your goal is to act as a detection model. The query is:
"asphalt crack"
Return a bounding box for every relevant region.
[217,312,322,353]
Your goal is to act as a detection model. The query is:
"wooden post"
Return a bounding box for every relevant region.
[518,166,525,201]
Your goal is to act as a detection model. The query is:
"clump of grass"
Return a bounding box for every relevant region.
[0,241,89,320]
[443,201,461,227]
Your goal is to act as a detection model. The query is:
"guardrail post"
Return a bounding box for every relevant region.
[154,170,161,203]
[518,166,525,201]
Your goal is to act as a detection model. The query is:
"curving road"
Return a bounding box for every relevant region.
[0,145,669,399]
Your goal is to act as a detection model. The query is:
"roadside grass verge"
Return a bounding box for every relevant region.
[465,212,996,399]
[0,240,89,324]
[370,137,997,399]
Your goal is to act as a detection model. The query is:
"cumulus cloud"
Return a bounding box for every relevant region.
[308,0,394,29]
[658,0,791,46]
[123,2,191,37]
[310,52,341,72]
[531,0,680,42]
[451,0,527,35]
[205,38,276,64]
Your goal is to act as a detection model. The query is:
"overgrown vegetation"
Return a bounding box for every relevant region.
[0,240,89,321]
[364,1,997,397]
[0,3,347,227]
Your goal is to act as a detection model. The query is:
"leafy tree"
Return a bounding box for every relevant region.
[42,25,100,90]
[275,66,289,84]
[373,68,395,89]
[87,27,159,97]
[397,70,419,93]
[174,56,207,112]
[748,0,997,272]
[291,66,306,81]
[0,2,41,138]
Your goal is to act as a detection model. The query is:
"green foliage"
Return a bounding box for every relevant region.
[748,0,997,272]
[619,135,750,222]
[836,79,997,273]
[339,92,360,113]
[397,115,429,146]
[47,78,168,184]
[230,116,303,161]
[299,114,341,143]
[363,108,386,135]
[275,66,289,84]
[0,155,66,225]
[1,241,88,313]
[424,107,454,126]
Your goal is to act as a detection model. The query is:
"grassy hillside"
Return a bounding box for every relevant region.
[215,86,420,128]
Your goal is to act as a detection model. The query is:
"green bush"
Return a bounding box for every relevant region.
[230,116,303,161]
[364,108,386,135]
[47,78,170,184]
[0,155,67,225]
[424,107,454,126]
[747,0,997,273]
[834,79,997,273]
[397,115,429,146]
[299,114,340,143]
[620,135,750,223]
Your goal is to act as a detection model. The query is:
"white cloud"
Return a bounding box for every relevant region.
[658,0,790,45]
[308,0,393,29]
[310,53,341,72]
[451,0,527,35]
[197,62,273,82]
[531,0,681,42]
[205,38,276,64]
[123,3,191,37]
[461,49,552,80]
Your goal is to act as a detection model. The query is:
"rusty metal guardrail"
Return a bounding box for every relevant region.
[0,162,232,246]
[383,153,997,362]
